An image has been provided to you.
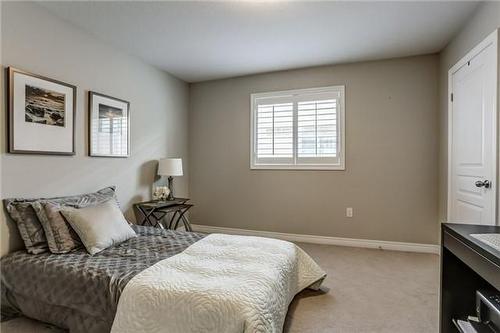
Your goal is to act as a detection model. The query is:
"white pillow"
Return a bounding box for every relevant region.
[61,199,136,255]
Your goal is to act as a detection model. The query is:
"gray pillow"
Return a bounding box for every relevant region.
[61,199,136,255]
[4,202,48,254]
[31,201,82,254]
[4,186,118,254]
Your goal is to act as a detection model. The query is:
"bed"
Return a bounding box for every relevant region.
[1,225,204,332]
[1,225,326,333]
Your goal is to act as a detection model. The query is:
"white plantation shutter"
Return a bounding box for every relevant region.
[251,86,345,169]
[297,98,339,164]
[256,102,294,161]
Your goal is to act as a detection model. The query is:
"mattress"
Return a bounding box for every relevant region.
[1,225,205,333]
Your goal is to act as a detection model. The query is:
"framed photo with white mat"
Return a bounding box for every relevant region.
[7,67,76,155]
[88,91,130,158]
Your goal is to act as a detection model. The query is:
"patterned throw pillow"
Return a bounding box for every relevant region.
[3,186,118,254]
[31,202,82,254]
[4,202,48,254]
[44,186,119,210]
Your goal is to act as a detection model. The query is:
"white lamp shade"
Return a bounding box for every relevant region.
[158,158,183,176]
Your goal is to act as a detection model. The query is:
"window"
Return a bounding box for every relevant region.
[251,86,345,170]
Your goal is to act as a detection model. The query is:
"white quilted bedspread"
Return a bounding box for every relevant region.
[111,233,326,333]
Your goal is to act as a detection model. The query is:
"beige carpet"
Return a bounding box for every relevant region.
[1,243,439,333]
[284,243,439,332]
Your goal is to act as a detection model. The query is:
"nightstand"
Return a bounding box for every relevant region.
[134,198,193,231]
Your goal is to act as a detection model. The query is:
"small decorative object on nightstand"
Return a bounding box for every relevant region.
[152,186,170,201]
[134,198,193,231]
[157,158,183,201]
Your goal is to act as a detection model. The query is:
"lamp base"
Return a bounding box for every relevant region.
[167,176,175,200]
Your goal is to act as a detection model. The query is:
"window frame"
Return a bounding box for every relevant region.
[250,85,345,170]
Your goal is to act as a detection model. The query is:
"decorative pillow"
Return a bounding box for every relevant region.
[61,199,136,255]
[31,201,82,254]
[44,186,119,209]
[4,202,48,254]
[3,186,118,254]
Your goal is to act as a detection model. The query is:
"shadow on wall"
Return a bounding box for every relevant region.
[139,159,158,188]
[125,159,160,224]
[124,194,145,224]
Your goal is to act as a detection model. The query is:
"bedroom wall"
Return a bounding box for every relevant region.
[189,54,440,245]
[0,0,6,256]
[438,2,500,224]
[0,2,189,255]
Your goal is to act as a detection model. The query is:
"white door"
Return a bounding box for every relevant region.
[449,39,497,225]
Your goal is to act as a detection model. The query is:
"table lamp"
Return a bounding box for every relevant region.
[158,158,183,200]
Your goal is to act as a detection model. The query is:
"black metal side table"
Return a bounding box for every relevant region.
[134,198,193,231]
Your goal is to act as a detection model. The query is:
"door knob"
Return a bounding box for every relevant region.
[475,180,491,188]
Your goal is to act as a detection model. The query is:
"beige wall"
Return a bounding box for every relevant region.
[5,2,487,252]
[0,2,189,255]
[0,0,6,255]
[189,55,440,245]
[438,2,500,223]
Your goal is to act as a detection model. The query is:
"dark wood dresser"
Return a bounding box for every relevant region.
[440,223,500,332]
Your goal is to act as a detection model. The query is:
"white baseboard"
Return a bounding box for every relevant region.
[191,224,440,254]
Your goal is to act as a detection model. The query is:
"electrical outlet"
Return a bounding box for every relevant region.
[346,207,353,218]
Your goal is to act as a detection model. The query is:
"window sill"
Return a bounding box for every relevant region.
[250,164,345,171]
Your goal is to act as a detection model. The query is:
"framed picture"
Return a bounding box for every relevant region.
[7,67,76,155]
[88,91,130,158]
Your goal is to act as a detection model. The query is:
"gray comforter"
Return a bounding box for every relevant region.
[1,225,205,333]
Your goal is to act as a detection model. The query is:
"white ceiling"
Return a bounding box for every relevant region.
[38,1,479,82]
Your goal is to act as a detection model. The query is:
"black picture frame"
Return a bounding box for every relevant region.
[88,91,130,158]
[7,67,77,155]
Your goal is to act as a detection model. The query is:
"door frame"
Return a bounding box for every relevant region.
[447,29,499,224]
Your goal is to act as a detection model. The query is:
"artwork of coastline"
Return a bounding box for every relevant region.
[25,85,65,127]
